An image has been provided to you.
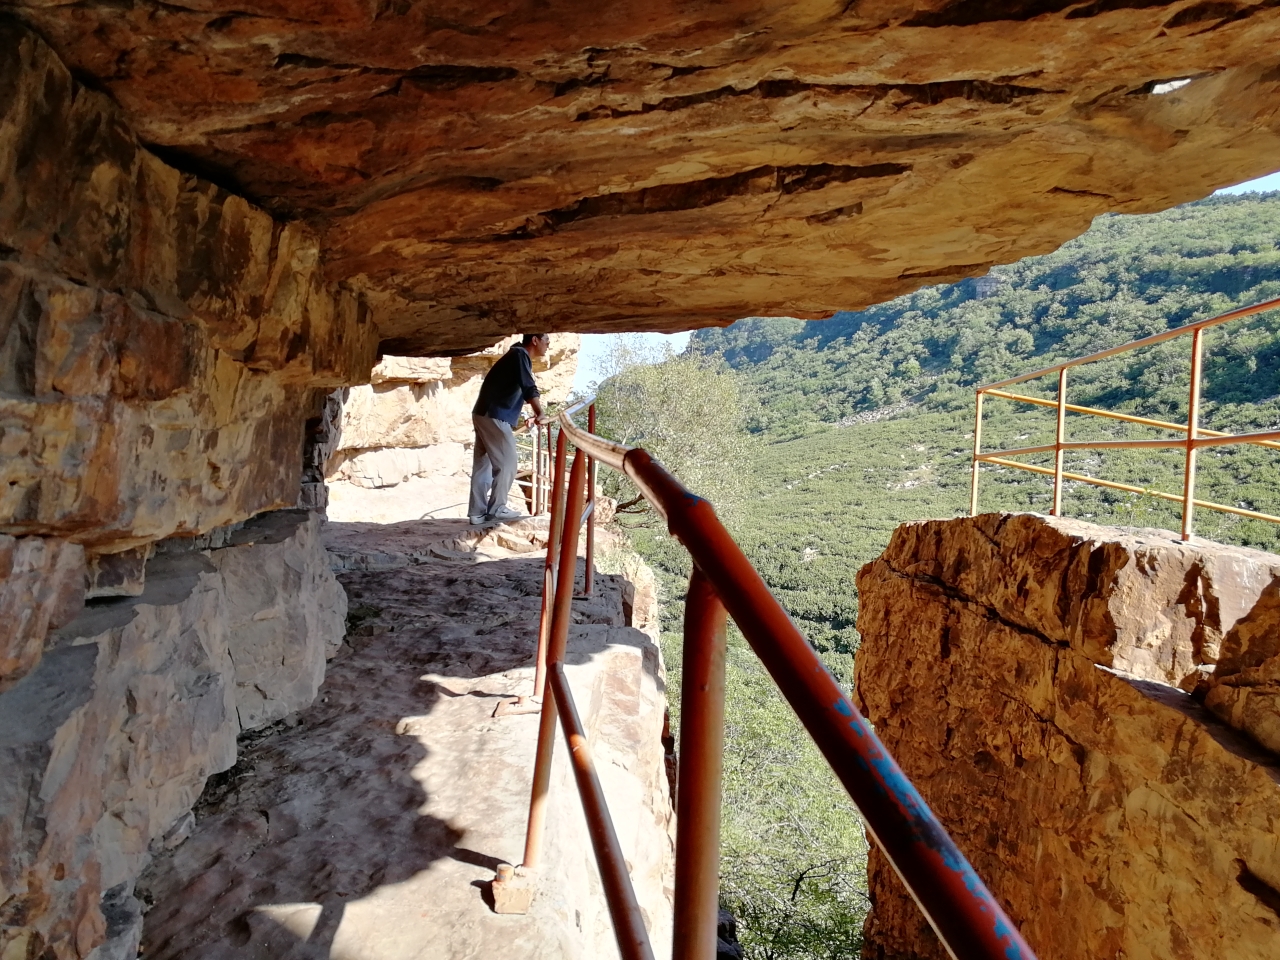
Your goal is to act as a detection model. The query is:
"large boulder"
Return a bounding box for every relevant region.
[855,514,1280,960]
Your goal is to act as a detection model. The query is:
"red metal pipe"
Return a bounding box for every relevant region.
[623,448,1038,960]
[521,450,587,869]
[532,429,570,701]
[533,420,542,515]
[584,403,597,596]
[549,663,657,960]
[672,569,728,960]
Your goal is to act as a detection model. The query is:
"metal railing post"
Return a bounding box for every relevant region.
[533,430,570,700]
[549,663,657,960]
[1052,368,1067,517]
[521,450,588,870]
[970,391,984,516]
[533,422,542,515]
[584,403,597,596]
[673,568,728,960]
[1182,327,1204,540]
[495,430,568,721]
[545,427,555,519]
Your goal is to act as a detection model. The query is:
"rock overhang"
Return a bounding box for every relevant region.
[8,1,1280,354]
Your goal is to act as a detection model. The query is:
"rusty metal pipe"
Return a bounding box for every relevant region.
[549,663,657,960]
[970,392,984,516]
[672,569,728,960]
[533,422,542,515]
[521,449,587,869]
[978,390,1280,449]
[1052,368,1068,517]
[623,449,1038,960]
[532,429,570,701]
[979,456,1280,524]
[1182,327,1204,540]
[585,403,597,597]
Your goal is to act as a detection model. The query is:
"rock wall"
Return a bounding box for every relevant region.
[325,336,578,523]
[854,514,1280,960]
[1,28,364,960]
[1,22,378,554]
[1,510,346,960]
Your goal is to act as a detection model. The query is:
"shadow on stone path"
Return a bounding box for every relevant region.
[138,519,638,960]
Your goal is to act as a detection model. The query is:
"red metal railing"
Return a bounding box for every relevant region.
[504,398,1039,960]
[971,295,1280,538]
[496,413,596,719]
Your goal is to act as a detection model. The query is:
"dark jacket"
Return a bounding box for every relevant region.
[473,344,541,426]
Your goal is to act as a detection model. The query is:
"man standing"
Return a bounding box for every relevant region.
[469,333,551,524]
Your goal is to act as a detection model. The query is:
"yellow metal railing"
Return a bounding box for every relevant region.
[970,296,1280,539]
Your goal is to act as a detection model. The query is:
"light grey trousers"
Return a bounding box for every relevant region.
[469,414,518,519]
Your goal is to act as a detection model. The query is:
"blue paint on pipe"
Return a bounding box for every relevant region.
[831,698,1032,960]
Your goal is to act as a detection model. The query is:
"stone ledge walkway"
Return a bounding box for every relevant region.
[137,518,672,960]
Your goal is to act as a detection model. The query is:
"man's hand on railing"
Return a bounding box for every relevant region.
[526,415,551,428]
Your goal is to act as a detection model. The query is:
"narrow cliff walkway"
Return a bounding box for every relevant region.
[136,519,673,960]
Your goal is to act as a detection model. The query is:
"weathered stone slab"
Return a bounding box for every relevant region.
[0,509,348,960]
[855,514,1280,960]
[0,534,84,691]
[212,510,348,731]
[1,550,238,960]
[85,545,152,600]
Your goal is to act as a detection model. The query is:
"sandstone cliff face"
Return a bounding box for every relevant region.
[1,35,371,957]
[325,336,578,523]
[8,3,1280,350]
[854,514,1280,960]
[1,23,377,557]
[0,510,346,960]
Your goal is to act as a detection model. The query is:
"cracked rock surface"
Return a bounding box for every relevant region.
[7,4,1280,348]
[137,518,674,960]
[854,513,1280,960]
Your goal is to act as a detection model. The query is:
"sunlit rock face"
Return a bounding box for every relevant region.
[7,1,1280,351]
[1,31,362,960]
[0,22,379,553]
[855,514,1280,960]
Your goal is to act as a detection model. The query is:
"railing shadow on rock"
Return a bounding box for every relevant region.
[971,296,1280,539]
[492,398,1039,960]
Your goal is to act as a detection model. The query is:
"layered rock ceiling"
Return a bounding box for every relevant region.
[9,0,1280,353]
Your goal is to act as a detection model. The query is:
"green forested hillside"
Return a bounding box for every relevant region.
[693,192,1280,441]
[683,192,1280,662]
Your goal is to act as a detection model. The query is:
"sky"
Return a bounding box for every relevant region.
[569,168,1280,394]
[572,330,692,394]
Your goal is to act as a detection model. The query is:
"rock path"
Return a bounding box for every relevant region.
[137,518,673,960]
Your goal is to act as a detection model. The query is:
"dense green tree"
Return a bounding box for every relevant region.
[590,337,752,525]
